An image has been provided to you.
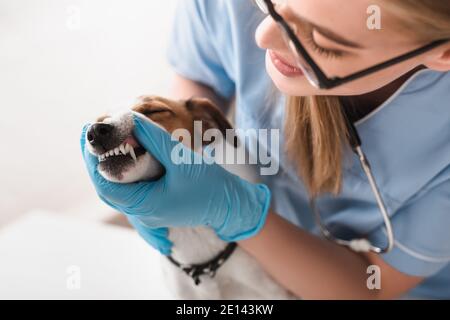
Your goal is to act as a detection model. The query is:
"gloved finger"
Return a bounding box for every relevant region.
[95,175,164,216]
[80,123,91,154]
[132,112,198,168]
[80,124,164,212]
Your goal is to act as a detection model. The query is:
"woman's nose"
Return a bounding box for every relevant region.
[255,16,286,51]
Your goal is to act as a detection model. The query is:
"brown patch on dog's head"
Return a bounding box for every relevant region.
[132,95,234,146]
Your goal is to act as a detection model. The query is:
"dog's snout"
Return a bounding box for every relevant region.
[87,123,114,146]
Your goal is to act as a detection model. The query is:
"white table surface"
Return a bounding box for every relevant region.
[0,211,173,299]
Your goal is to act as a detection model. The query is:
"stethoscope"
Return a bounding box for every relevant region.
[311,104,395,254]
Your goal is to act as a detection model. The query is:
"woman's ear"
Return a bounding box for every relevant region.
[423,43,450,71]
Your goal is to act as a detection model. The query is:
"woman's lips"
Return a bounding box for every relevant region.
[269,50,304,78]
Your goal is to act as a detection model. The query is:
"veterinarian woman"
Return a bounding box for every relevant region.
[82,0,450,299]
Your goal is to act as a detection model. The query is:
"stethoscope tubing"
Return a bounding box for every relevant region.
[312,107,395,254]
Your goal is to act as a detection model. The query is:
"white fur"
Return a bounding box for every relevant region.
[87,112,294,299]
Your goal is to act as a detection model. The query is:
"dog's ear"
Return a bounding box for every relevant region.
[186,98,232,134]
[185,98,238,147]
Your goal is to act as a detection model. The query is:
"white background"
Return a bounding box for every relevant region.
[0,0,177,226]
[0,0,179,299]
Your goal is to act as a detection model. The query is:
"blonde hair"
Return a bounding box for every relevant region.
[285,1,450,198]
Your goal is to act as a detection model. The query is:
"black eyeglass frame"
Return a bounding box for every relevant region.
[259,0,449,89]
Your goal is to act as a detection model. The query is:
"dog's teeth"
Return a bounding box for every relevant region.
[125,143,131,153]
[114,147,120,156]
[129,146,137,162]
[98,156,102,161]
[109,150,114,156]
[105,153,109,158]
[119,144,126,155]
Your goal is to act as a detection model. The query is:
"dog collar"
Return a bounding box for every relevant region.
[167,242,238,286]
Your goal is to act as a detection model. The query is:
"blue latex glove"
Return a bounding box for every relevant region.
[80,124,173,256]
[80,112,271,243]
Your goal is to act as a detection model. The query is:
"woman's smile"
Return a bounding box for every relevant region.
[269,50,304,78]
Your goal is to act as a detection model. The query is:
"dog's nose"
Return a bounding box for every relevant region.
[87,123,114,146]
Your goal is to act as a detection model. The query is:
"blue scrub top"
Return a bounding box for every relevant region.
[167,0,450,299]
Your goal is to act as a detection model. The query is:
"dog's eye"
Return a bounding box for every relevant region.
[141,108,173,116]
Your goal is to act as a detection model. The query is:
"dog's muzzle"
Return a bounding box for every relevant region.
[85,113,164,183]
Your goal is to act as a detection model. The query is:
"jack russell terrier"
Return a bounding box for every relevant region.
[85,96,293,299]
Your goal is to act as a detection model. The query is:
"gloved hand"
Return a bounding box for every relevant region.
[80,112,271,243]
[80,124,173,255]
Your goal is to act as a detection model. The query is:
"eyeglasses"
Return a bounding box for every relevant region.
[254,0,448,89]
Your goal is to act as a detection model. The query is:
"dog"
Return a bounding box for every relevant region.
[85,96,293,299]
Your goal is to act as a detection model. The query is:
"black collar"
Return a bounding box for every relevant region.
[167,242,237,286]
